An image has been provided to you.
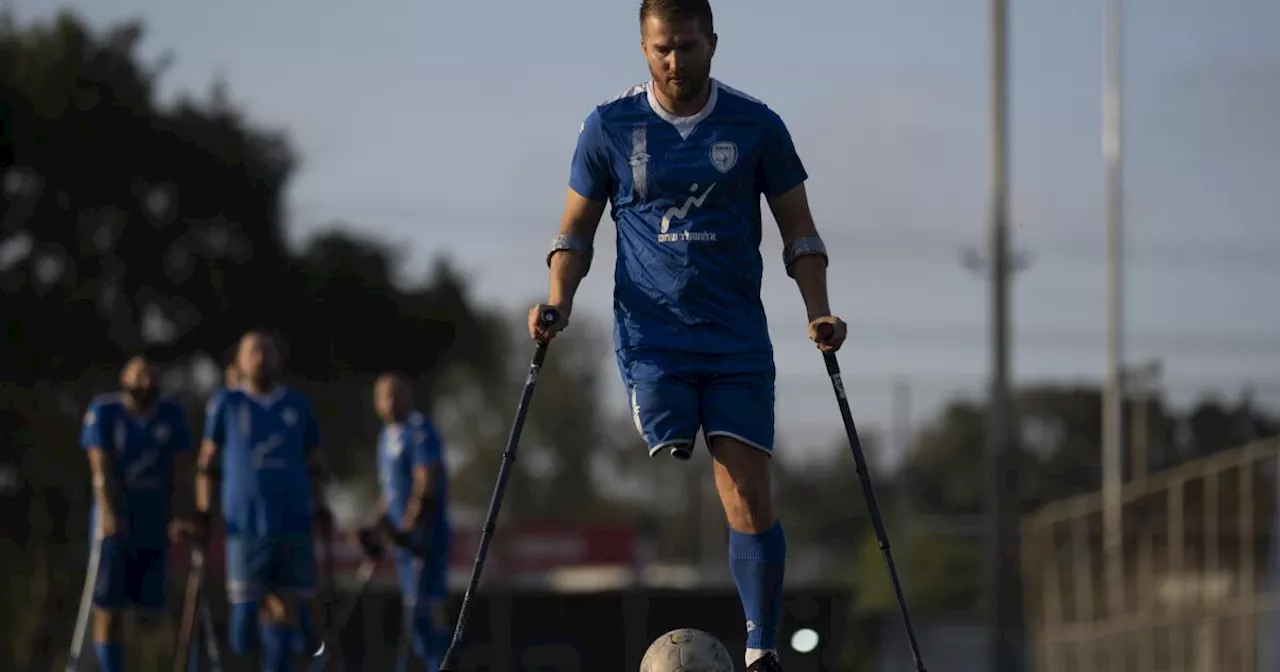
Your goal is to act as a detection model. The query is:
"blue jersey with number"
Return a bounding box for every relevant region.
[80,394,193,550]
[204,387,319,537]
[378,411,448,534]
[569,79,809,355]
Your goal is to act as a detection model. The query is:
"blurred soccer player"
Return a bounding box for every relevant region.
[195,331,331,671]
[80,355,194,672]
[365,372,452,670]
[530,1,847,668]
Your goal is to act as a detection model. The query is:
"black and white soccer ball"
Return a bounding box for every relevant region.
[640,628,734,672]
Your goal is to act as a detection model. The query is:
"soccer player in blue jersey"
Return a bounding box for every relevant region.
[367,372,452,670]
[529,1,847,669]
[80,355,194,672]
[195,331,331,671]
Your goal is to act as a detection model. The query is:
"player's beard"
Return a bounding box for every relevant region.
[246,372,275,393]
[124,385,157,409]
[655,67,711,108]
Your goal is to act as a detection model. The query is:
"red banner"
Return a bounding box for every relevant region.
[173,522,637,581]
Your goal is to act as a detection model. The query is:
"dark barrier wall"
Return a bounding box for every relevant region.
[333,588,862,671]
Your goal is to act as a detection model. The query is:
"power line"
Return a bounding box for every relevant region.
[817,231,1280,270]
[774,325,1280,354]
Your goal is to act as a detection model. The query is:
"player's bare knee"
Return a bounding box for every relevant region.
[709,437,774,532]
[92,608,121,641]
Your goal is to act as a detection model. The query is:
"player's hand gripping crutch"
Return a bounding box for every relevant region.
[816,322,927,672]
[438,307,559,672]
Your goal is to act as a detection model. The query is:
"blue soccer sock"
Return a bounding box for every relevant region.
[294,608,316,653]
[94,641,122,672]
[259,623,294,672]
[228,602,259,655]
[729,521,787,651]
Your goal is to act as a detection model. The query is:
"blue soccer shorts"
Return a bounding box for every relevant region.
[393,528,450,605]
[225,533,317,604]
[92,536,168,612]
[393,529,452,661]
[616,348,776,458]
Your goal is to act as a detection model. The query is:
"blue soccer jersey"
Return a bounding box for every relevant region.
[569,79,809,355]
[80,394,193,550]
[204,387,319,537]
[378,411,448,535]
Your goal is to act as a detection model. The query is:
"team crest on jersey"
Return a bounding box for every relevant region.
[153,423,170,445]
[281,407,298,427]
[709,141,738,174]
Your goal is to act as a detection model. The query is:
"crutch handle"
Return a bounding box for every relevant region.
[538,307,560,328]
[815,322,835,343]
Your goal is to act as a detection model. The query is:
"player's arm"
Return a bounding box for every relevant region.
[768,183,831,321]
[80,404,121,537]
[761,110,846,351]
[397,466,435,532]
[194,438,219,517]
[195,394,227,531]
[547,190,607,315]
[85,447,121,535]
[536,109,613,338]
[398,424,443,537]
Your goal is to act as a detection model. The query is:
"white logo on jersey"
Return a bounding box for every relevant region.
[281,407,298,427]
[113,418,126,455]
[153,422,170,445]
[710,141,738,173]
[629,387,645,439]
[251,432,286,470]
[658,183,718,243]
[126,449,162,490]
[387,434,404,459]
[630,123,649,200]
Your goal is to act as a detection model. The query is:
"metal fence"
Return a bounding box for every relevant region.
[1022,436,1280,672]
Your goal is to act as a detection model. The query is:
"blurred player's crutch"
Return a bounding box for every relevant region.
[439,307,559,672]
[173,545,211,672]
[816,323,927,672]
[65,536,103,672]
[306,531,383,672]
[305,517,344,672]
[334,528,384,634]
[197,584,223,672]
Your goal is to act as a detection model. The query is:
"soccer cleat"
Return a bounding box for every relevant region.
[746,652,783,672]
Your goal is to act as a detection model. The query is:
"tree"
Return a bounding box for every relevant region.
[887,381,1279,615]
[0,12,516,667]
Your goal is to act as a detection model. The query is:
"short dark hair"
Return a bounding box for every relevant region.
[640,0,714,35]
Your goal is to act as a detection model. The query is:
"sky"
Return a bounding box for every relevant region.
[13,0,1280,464]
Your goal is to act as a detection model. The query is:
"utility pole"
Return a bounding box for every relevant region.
[1101,0,1126,642]
[987,0,1021,668]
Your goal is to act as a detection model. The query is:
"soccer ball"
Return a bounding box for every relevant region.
[640,628,734,672]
